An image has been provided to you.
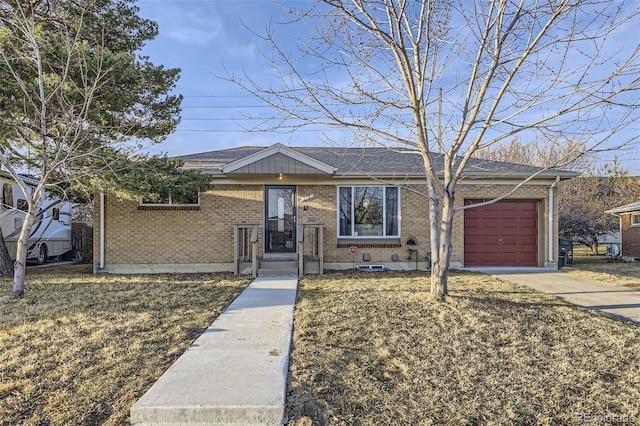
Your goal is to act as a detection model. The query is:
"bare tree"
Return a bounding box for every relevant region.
[474,137,592,171]
[475,140,640,254]
[228,0,639,299]
[559,159,640,254]
[0,0,181,298]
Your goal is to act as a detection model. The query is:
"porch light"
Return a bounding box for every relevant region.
[277,173,284,181]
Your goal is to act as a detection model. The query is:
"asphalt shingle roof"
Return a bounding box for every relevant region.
[178,145,578,179]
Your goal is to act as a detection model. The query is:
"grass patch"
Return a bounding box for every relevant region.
[0,265,250,425]
[286,270,640,425]
[564,255,640,290]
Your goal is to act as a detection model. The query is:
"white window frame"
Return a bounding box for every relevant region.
[337,186,400,238]
[631,212,640,227]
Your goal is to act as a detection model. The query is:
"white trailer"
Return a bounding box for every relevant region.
[0,173,73,264]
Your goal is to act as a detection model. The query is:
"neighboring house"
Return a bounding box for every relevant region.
[606,201,640,259]
[93,143,578,275]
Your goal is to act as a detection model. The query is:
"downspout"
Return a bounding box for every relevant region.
[606,210,623,256]
[549,176,560,264]
[99,192,105,270]
[618,215,623,255]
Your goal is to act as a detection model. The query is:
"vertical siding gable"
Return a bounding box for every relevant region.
[229,153,330,175]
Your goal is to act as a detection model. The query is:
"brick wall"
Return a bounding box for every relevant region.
[95,185,263,269]
[621,214,640,258]
[95,181,557,272]
[297,184,432,266]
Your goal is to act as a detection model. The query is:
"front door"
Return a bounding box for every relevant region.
[265,186,296,253]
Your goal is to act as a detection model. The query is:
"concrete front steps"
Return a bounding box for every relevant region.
[130,277,298,426]
[258,254,298,277]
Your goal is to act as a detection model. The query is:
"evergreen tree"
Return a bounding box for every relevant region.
[0,0,185,297]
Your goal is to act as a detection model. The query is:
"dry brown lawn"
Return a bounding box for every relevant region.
[3,262,640,425]
[286,270,640,425]
[564,254,640,290]
[0,265,250,426]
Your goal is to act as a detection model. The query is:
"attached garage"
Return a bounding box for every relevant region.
[464,200,538,267]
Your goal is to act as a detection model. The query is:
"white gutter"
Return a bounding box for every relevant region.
[99,192,105,270]
[549,176,560,263]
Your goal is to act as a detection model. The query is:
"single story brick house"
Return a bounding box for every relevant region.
[94,143,578,275]
[606,201,640,259]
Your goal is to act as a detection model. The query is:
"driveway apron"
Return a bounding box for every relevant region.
[475,269,640,325]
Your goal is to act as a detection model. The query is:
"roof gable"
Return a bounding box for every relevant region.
[222,143,336,175]
[227,152,333,175]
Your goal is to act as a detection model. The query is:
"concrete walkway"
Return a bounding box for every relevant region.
[130,276,298,426]
[470,268,640,325]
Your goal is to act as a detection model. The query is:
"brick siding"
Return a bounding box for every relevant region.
[621,214,640,258]
[95,185,263,267]
[95,181,557,272]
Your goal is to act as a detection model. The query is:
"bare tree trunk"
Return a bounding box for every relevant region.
[591,236,600,256]
[0,228,14,278]
[428,180,444,298]
[430,190,455,301]
[11,202,38,299]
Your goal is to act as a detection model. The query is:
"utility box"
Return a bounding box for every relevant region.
[558,238,574,267]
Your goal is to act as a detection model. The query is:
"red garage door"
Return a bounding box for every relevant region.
[464,201,538,267]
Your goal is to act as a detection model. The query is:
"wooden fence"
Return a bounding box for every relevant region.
[72,223,93,262]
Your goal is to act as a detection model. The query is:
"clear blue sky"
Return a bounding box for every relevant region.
[136,0,640,172]
[137,1,334,155]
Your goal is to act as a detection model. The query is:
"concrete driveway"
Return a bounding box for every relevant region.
[468,268,640,325]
